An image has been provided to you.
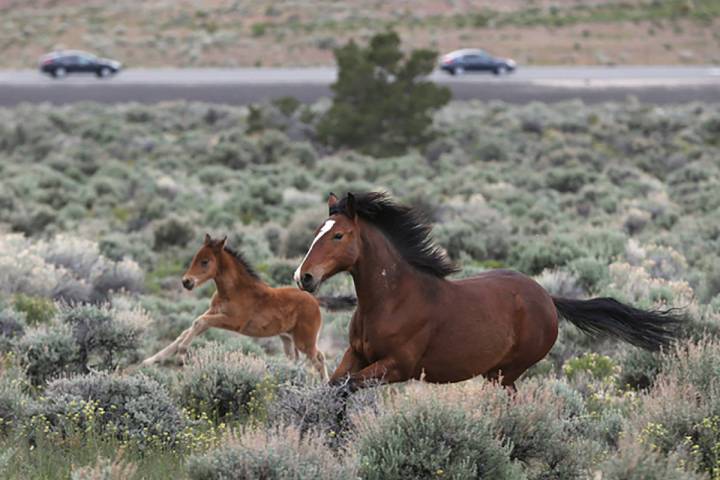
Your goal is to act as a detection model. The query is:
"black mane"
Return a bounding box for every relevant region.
[331,192,458,278]
[223,246,260,280]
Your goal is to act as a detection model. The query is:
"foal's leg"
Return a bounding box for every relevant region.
[279,333,299,361]
[175,313,231,359]
[293,336,329,381]
[312,350,329,381]
[142,311,211,366]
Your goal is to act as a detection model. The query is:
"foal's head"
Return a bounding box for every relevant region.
[294,193,361,292]
[182,234,227,290]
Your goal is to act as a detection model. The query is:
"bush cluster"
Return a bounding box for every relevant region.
[0,98,719,478]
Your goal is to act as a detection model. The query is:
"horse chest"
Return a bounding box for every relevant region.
[351,315,394,362]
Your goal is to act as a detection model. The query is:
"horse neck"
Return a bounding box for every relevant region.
[214,250,264,299]
[351,222,430,309]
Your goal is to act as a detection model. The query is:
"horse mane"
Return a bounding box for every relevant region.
[222,246,261,280]
[331,192,458,278]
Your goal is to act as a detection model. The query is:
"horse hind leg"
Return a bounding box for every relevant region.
[485,367,521,394]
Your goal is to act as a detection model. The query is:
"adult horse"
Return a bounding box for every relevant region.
[143,234,354,378]
[294,192,682,390]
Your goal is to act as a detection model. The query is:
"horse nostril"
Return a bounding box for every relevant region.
[301,273,314,288]
[182,278,194,290]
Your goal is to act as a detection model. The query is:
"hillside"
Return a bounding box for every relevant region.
[1,0,719,68]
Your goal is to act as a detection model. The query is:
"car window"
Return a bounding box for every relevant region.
[63,56,80,64]
[463,55,482,62]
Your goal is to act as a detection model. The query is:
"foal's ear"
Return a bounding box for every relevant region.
[218,236,227,249]
[204,233,212,245]
[327,192,338,212]
[346,192,357,219]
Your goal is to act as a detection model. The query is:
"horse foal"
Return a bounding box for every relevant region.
[142,234,328,379]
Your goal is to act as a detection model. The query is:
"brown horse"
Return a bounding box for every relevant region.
[143,234,347,379]
[295,192,682,390]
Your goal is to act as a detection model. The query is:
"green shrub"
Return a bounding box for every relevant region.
[187,427,353,480]
[178,347,274,422]
[263,259,295,287]
[568,257,609,292]
[512,236,586,275]
[317,30,450,157]
[546,167,593,193]
[0,308,25,352]
[269,382,378,442]
[355,396,521,480]
[598,440,705,480]
[59,304,140,372]
[618,349,662,390]
[30,373,185,447]
[0,374,27,434]
[153,216,194,250]
[563,353,620,382]
[16,324,81,385]
[12,294,55,325]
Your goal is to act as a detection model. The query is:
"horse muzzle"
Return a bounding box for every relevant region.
[299,272,319,293]
[182,277,195,290]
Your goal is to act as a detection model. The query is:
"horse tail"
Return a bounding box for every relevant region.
[552,296,684,351]
[316,295,357,311]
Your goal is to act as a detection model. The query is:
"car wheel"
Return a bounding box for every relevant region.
[97,67,112,78]
[455,66,465,76]
[494,65,508,76]
[53,67,67,78]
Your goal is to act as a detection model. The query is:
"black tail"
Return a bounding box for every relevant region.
[552,296,684,351]
[317,295,357,311]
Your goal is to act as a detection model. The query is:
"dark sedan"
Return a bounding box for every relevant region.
[440,49,516,76]
[39,51,122,79]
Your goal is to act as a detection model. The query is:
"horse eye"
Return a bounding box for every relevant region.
[201,259,209,267]
[333,233,344,240]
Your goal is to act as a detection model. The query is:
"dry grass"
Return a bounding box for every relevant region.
[1,0,718,68]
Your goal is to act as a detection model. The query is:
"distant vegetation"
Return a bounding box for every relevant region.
[318,31,450,157]
[0,97,720,477]
[1,0,719,67]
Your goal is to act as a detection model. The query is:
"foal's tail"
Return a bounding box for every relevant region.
[317,295,357,311]
[552,296,684,351]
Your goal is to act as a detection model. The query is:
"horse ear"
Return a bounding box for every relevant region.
[204,233,212,245]
[219,236,227,249]
[346,192,356,219]
[327,192,338,213]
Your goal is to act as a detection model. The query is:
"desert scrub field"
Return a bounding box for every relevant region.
[0,98,719,478]
[1,0,719,68]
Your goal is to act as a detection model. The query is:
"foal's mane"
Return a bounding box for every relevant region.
[222,245,260,280]
[331,192,458,278]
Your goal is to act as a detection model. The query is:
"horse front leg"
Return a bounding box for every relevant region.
[347,357,405,390]
[329,347,366,385]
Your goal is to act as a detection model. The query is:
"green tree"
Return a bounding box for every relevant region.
[318,31,451,157]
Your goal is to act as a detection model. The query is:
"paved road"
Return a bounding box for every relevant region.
[1,67,718,106]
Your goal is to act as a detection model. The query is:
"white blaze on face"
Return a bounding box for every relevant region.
[294,219,336,284]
